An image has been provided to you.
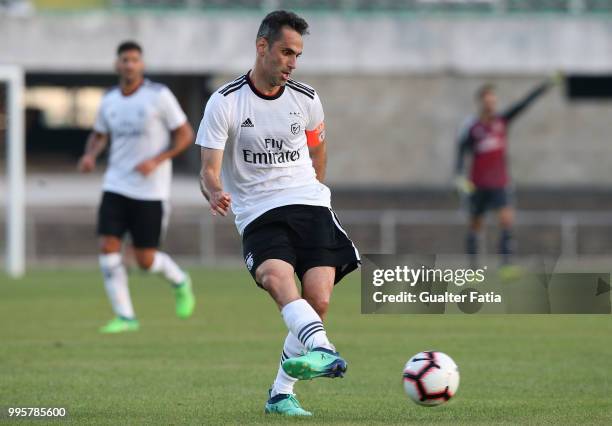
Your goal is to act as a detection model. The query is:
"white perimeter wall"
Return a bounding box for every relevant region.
[3,13,612,186]
[2,13,612,74]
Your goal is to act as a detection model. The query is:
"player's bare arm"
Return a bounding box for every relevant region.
[200,147,231,216]
[136,122,194,176]
[308,139,327,183]
[78,131,108,173]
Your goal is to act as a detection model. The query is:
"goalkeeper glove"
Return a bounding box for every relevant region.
[454,176,475,197]
[549,70,564,86]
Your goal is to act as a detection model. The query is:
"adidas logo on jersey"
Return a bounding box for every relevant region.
[241,118,254,128]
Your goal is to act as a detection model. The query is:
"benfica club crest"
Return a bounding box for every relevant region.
[291,122,301,135]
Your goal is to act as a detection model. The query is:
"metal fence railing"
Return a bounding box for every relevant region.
[113,0,612,14]
[336,209,612,256]
[9,209,612,266]
[10,0,612,15]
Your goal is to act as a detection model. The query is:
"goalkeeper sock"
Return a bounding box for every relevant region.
[499,229,513,264]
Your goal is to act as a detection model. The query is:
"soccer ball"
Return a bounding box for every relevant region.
[402,351,460,406]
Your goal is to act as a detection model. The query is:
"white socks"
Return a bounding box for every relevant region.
[272,299,335,397]
[148,252,186,286]
[99,253,134,319]
[281,299,332,351]
[271,332,303,397]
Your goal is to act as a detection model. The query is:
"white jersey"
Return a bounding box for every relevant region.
[195,72,331,234]
[93,79,187,200]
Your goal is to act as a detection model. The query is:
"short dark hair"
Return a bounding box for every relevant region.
[256,10,309,46]
[117,41,142,56]
[476,83,495,100]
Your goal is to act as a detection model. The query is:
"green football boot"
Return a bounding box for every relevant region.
[282,347,347,380]
[265,393,312,416]
[498,264,524,283]
[174,274,195,319]
[99,317,140,334]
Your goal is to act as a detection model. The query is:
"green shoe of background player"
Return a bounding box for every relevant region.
[99,317,139,334]
[265,393,312,416]
[174,274,195,319]
[282,347,347,380]
[498,264,524,283]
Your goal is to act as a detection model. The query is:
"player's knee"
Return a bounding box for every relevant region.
[99,238,121,254]
[258,270,286,292]
[499,210,514,228]
[470,220,483,232]
[135,252,155,270]
[137,259,153,270]
[500,215,513,228]
[308,296,330,318]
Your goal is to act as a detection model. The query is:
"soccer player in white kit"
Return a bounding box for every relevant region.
[197,11,360,416]
[78,41,196,334]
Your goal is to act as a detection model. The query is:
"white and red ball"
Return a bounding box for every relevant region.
[403,351,459,406]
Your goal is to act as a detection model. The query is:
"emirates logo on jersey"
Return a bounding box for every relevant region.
[242,138,301,165]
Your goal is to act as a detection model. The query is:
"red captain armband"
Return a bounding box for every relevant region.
[305,121,325,147]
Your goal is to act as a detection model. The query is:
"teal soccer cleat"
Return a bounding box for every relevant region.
[282,347,347,380]
[265,393,312,416]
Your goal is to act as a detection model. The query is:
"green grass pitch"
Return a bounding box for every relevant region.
[1,268,611,424]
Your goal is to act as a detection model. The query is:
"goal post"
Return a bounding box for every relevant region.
[1,65,25,278]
